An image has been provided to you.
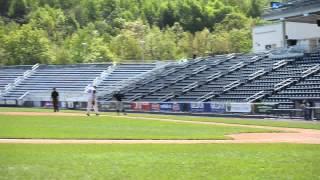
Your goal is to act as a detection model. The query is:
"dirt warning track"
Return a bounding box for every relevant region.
[0,111,320,144]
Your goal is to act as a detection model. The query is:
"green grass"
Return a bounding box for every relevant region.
[0,144,319,180]
[0,107,80,113]
[0,115,272,140]
[125,113,320,130]
[1,107,320,130]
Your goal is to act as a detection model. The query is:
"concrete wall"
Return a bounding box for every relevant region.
[286,22,320,39]
[253,22,320,53]
[253,23,284,52]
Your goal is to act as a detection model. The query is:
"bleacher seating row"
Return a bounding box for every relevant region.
[0,63,161,101]
[1,51,320,112]
[0,65,32,92]
[116,51,320,111]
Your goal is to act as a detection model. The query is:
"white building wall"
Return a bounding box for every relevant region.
[286,22,320,39]
[253,22,320,53]
[252,23,283,52]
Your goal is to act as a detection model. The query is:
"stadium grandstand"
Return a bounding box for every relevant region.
[1,0,320,120]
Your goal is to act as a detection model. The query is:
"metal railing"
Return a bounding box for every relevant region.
[97,62,173,97]
[182,82,198,93]
[272,60,287,70]
[302,65,320,78]
[274,78,296,91]
[192,65,208,74]
[206,72,222,82]
[197,92,216,102]
[223,80,241,90]
[229,62,244,72]
[246,91,265,102]
[248,69,266,80]
[0,63,40,96]
[158,92,175,101]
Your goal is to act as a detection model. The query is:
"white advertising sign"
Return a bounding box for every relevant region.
[226,103,252,113]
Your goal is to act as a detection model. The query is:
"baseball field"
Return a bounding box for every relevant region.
[0,107,320,179]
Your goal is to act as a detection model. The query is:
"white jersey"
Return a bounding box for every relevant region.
[87,87,96,100]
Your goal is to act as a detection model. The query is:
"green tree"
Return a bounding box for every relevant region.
[65,24,114,63]
[248,0,263,18]
[229,29,252,53]
[110,33,142,61]
[28,5,67,41]
[2,24,53,65]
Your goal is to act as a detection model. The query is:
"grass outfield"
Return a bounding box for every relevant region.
[1,107,320,130]
[0,107,80,113]
[0,144,319,180]
[0,115,273,140]
[128,113,320,130]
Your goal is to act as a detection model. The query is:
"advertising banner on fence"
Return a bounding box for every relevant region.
[141,102,151,111]
[172,103,180,112]
[179,103,191,112]
[253,103,276,114]
[6,100,17,105]
[190,102,204,112]
[226,103,252,113]
[41,101,53,108]
[160,103,173,112]
[151,103,160,111]
[210,102,226,113]
[131,102,142,111]
[203,103,211,112]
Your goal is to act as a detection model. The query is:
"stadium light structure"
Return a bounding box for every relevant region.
[140,40,145,62]
[81,42,88,61]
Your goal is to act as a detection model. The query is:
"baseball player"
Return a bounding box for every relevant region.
[86,85,99,116]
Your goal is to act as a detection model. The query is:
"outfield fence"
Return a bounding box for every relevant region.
[1,99,319,120]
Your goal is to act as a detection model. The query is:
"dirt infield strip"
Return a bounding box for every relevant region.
[1,111,320,144]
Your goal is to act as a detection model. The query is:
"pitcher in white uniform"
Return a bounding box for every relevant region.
[86,85,99,116]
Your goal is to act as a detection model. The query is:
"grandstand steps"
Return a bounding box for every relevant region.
[174,55,270,102]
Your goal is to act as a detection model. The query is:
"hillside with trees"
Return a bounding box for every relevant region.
[0,0,269,65]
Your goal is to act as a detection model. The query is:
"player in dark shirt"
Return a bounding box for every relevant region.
[51,88,59,112]
[112,91,126,115]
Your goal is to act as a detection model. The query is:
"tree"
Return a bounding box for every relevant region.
[209,32,231,55]
[214,12,251,31]
[28,5,67,41]
[0,0,262,64]
[193,28,211,56]
[110,33,142,61]
[65,24,114,63]
[248,0,263,18]
[2,24,53,65]
[229,29,252,53]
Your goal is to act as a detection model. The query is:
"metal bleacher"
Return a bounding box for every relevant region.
[117,50,320,113]
[1,64,110,101]
[121,55,235,102]
[97,63,159,96]
[172,54,270,102]
[0,65,33,94]
[0,62,170,102]
[1,50,320,114]
[262,52,320,109]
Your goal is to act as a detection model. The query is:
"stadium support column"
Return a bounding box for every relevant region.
[281,19,287,48]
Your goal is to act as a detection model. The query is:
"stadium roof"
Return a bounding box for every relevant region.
[263,0,320,24]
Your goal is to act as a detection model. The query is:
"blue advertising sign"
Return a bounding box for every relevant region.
[160,103,173,112]
[204,103,211,112]
[179,103,191,112]
[210,102,226,113]
[190,102,205,112]
[172,103,180,112]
